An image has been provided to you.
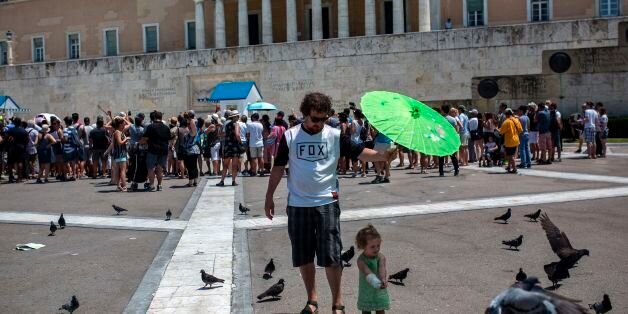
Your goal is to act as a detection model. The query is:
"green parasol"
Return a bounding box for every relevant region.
[360,91,461,157]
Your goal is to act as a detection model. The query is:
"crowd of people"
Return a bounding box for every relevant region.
[0,99,610,188]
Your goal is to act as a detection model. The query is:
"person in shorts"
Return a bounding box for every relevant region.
[247,113,265,176]
[141,111,171,191]
[264,92,392,314]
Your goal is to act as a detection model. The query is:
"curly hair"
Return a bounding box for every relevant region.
[300,92,332,117]
[355,224,382,250]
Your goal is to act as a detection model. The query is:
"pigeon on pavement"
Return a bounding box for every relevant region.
[494,208,512,224]
[239,203,250,215]
[200,269,225,288]
[544,261,570,289]
[524,209,542,222]
[49,221,57,236]
[58,295,79,313]
[540,213,590,269]
[257,279,285,300]
[341,246,355,267]
[112,204,128,215]
[165,209,172,221]
[516,268,527,282]
[58,213,66,229]
[486,277,588,314]
[502,235,523,250]
[389,268,410,283]
[589,294,612,314]
[263,258,275,279]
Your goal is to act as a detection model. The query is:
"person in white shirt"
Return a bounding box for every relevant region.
[583,102,599,159]
[246,113,265,175]
[264,92,391,314]
[238,115,249,175]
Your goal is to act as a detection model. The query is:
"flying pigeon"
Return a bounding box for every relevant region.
[58,213,66,229]
[263,258,275,280]
[59,295,79,313]
[165,209,172,221]
[49,221,57,236]
[589,294,612,314]
[389,268,410,283]
[486,277,588,314]
[524,209,542,222]
[112,204,128,215]
[540,213,590,269]
[516,268,527,282]
[502,235,523,250]
[544,261,570,289]
[494,208,512,224]
[341,246,355,267]
[200,269,225,288]
[239,203,250,215]
[257,279,285,300]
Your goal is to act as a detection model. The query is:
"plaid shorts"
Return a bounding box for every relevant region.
[287,202,343,268]
[584,127,596,144]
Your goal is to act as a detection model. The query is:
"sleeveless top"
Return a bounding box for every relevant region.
[112,131,128,160]
[357,254,390,311]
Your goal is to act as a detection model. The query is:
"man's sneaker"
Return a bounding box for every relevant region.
[156,185,163,191]
[144,183,151,190]
[380,177,390,183]
[574,149,582,153]
[454,170,459,176]
[216,181,225,187]
[371,176,382,184]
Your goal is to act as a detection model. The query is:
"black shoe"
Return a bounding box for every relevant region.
[454,170,459,176]
[370,176,382,184]
[439,173,445,177]
[380,177,390,183]
[216,181,225,187]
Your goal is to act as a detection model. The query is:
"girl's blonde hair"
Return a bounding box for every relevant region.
[355,224,382,250]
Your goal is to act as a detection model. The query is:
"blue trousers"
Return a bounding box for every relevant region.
[519,133,531,167]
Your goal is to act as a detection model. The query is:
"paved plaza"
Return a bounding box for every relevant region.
[1,148,627,313]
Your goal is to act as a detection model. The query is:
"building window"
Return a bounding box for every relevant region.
[32,37,44,62]
[103,28,119,56]
[530,0,550,21]
[68,33,80,59]
[143,24,159,53]
[185,21,196,50]
[0,41,7,65]
[600,0,619,16]
[466,0,485,26]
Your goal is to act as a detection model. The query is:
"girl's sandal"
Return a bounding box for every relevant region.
[300,300,318,314]
[332,304,346,314]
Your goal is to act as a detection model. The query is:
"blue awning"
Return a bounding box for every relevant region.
[207,81,262,102]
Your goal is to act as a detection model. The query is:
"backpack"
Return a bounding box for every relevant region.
[66,127,82,148]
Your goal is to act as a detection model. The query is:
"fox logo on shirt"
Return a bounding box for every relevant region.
[296,142,328,162]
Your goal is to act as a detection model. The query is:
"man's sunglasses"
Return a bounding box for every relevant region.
[309,116,328,123]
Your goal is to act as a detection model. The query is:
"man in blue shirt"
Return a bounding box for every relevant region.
[457,105,470,166]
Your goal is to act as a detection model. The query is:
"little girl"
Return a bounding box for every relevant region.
[356,224,390,314]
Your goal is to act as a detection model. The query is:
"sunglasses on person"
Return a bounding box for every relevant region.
[309,115,328,123]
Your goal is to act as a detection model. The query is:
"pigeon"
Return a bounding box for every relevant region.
[112,204,128,215]
[341,246,355,267]
[239,203,250,215]
[49,221,57,236]
[165,209,172,221]
[486,277,588,314]
[257,279,285,300]
[200,269,225,288]
[59,295,79,313]
[544,261,570,289]
[58,213,66,229]
[388,268,410,283]
[516,268,527,282]
[589,294,612,314]
[263,258,275,279]
[524,209,542,222]
[494,208,511,224]
[502,235,523,250]
[540,213,590,269]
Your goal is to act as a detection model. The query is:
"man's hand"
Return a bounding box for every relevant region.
[264,195,275,220]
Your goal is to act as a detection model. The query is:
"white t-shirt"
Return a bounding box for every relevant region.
[238,121,248,142]
[246,121,264,148]
[468,117,479,131]
[350,120,364,144]
[584,109,598,129]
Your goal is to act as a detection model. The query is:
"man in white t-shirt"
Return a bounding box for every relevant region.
[264,92,391,314]
[584,102,599,159]
[246,113,264,175]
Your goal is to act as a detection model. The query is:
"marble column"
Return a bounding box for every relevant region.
[338,0,349,38]
[6,40,13,65]
[311,0,323,40]
[393,0,404,33]
[194,0,206,49]
[419,0,431,32]
[215,0,226,48]
[364,0,376,36]
[238,0,249,46]
[262,0,273,44]
[286,0,298,42]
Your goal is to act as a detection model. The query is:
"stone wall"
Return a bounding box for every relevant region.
[0,17,626,120]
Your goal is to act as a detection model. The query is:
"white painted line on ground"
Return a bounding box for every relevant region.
[235,186,628,229]
[0,212,187,230]
[465,164,628,184]
[148,179,234,314]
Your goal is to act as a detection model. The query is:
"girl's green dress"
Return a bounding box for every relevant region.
[357,253,390,311]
